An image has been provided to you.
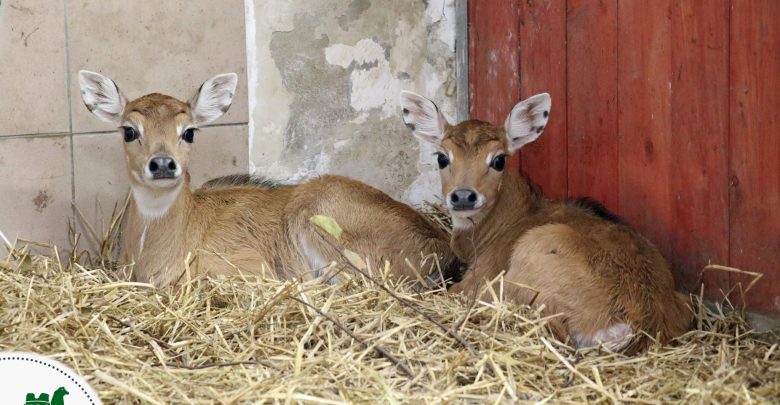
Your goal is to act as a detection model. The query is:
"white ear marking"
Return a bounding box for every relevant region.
[399,90,449,145]
[78,70,127,125]
[190,73,239,126]
[504,93,552,153]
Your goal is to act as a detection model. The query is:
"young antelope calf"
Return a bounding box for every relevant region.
[400,91,691,351]
[78,71,457,287]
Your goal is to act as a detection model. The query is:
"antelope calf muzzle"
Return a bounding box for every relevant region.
[450,189,478,211]
[148,156,179,180]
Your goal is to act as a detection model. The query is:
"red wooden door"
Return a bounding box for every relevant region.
[469,0,780,316]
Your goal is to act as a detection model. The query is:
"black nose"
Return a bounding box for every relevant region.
[450,189,478,210]
[148,156,178,179]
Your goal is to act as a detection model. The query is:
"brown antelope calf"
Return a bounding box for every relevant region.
[400,91,691,351]
[77,70,457,287]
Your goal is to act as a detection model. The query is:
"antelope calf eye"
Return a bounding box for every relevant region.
[491,154,506,171]
[123,127,137,142]
[436,152,450,169]
[182,128,196,143]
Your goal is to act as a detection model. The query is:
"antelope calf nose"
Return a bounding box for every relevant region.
[148,156,178,179]
[450,189,478,210]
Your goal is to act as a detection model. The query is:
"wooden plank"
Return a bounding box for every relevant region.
[729,0,780,315]
[617,1,675,266]
[454,0,469,122]
[669,0,730,295]
[518,0,567,200]
[566,0,619,209]
[468,0,521,169]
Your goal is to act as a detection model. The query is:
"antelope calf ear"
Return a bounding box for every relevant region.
[78,70,127,125]
[399,91,449,145]
[504,93,552,153]
[189,73,238,126]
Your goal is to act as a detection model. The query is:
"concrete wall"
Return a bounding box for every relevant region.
[246,0,462,204]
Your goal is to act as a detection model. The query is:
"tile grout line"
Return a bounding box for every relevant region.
[70,121,251,137]
[63,0,76,229]
[0,122,250,140]
[0,132,72,140]
[200,121,250,129]
[244,0,257,174]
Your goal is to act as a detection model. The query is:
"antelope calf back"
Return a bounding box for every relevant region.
[78,71,457,287]
[400,90,691,352]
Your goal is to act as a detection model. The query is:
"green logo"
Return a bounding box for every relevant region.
[24,387,69,405]
[1,353,99,404]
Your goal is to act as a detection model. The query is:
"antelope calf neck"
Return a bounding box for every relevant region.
[400,90,691,352]
[78,71,457,287]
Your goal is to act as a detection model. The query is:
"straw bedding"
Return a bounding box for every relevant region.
[0,220,778,403]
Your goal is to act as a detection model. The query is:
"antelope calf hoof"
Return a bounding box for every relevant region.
[573,322,634,351]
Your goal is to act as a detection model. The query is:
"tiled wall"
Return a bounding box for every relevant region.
[0,0,249,252]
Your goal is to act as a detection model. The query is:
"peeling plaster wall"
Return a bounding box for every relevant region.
[247,0,459,204]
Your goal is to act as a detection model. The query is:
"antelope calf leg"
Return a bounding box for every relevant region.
[508,224,630,349]
[285,175,457,284]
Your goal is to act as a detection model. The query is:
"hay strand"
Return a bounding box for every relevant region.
[0,206,778,402]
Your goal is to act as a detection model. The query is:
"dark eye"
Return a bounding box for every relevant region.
[436,152,450,169]
[122,126,137,143]
[490,154,506,171]
[182,128,196,143]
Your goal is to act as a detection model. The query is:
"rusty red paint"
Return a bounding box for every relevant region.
[566,0,619,210]
[729,0,780,315]
[617,0,675,276]
[470,0,780,316]
[468,0,521,169]
[669,0,730,296]
[518,0,567,200]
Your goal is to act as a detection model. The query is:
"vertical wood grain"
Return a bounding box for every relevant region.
[617,0,675,274]
[468,0,780,315]
[729,0,780,315]
[567,0,619,209]
[518,0,568,199]
[670,0,730,294]
[468,0,522,169]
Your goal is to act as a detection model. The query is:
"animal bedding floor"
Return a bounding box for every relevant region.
[0,243,778,404]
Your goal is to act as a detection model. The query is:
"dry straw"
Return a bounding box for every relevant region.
[0,207,778,403]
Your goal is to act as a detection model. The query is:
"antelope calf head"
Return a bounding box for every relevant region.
[399,91,551,226]
[78,71,238,219]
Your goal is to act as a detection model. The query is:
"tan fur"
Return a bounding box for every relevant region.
[107,94,456,288]
[437,121,691,352]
